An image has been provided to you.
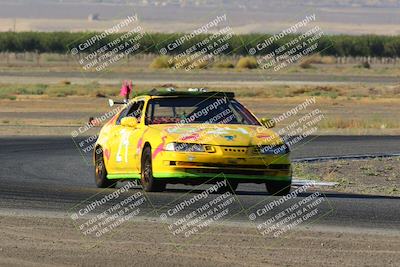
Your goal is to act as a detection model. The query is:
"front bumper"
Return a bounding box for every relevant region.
[153,171,291,184]
[152,150,292,183]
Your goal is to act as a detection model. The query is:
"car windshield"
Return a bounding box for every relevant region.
[146,97,260,125]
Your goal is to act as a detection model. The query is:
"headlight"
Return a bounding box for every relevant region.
[258,143,289,155]
[165,142,205,152]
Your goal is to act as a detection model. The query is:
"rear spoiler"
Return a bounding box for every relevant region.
[108,99,126,107]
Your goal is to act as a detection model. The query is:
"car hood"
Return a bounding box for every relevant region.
[148,124,283,146]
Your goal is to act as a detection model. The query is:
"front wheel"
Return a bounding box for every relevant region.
[141,147,166,192]
[266,181,291,196]
[94,148,117,188]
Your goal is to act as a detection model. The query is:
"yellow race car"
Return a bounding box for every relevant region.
[94,89,291,195]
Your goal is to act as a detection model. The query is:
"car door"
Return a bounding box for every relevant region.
[110,101,145,174]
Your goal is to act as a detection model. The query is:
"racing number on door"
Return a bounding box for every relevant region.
[116,129,131,163]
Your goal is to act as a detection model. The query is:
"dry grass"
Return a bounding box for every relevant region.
[0,82,120,99]
[1,92,400,135]
[150,55,211,70]
[320,117,400,129]
[213,60,235,69]
[1,52,400,77]
[236,57,258,69]
[300,55,337,65]
[149,55,173,69]
[1,82,400,101]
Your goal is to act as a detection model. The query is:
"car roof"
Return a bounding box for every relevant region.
[133,89,235,99]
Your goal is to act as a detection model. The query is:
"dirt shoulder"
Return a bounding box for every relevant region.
[2,95,400,136]
[0,214,399,267]
[293,157,400,197]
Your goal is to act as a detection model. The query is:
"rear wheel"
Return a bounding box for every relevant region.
[266,181,291,196]
[94,148,117,188]
[141,146,166,192]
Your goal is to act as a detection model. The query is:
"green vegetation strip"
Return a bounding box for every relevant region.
[0,32,399,57]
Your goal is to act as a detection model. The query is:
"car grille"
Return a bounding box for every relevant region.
[173,162,290,171]
[192,168,266,176]
[221,147,248,154]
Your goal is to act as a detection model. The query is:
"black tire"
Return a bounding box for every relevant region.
[216,180,239,194]
[94,148,117,188]
[266,181,291,196]
[141,146,166,192]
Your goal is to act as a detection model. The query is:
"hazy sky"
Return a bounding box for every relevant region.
[0,0,399,34]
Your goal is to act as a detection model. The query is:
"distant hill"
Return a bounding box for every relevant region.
[0,0,399,34]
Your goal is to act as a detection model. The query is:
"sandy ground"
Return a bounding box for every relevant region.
[0,214,399,267]
[1,95,400,136]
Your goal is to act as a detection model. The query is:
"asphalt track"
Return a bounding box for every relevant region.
[0,135,399,231]
[0,71,399,84]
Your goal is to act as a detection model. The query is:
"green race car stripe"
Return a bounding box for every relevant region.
[107,173,141,179]
[107,172,290,182]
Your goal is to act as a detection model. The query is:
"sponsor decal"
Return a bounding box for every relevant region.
[165,127,198,134]
[104,148,111,161]
[257,134,271,139]
[181,133,201,141]
[223,135,235,141]
[153,136,167,159]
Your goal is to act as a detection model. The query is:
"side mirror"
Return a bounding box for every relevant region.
[260,118,275,128]
[121,117,138,128]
